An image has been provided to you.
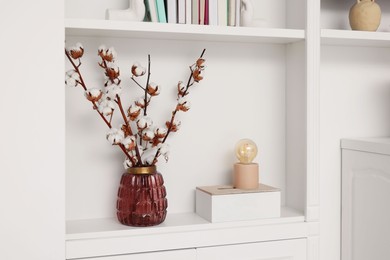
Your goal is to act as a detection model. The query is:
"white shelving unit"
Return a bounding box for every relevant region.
[320,1,390,260]
[64,0,315,259]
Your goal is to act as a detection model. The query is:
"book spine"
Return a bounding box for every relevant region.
[185,0,192,24]
[156,0,167,23]
[192,0,199,24]
[147,0,158,22]
[178,0,186,24]
[204,0,209,25]
[228,0,235,26]
[208,0,218,26]
[199,0,205,25]
[235,0,240,26]
[217,0,227,26]
[167,0,177,23]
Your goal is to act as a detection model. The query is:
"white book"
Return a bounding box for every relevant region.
[235,0,241,26]
[217,0,227,26]
[192,0,199,24]
[208,0,218,26]
[185,0,192,24]
[178,0,186,24]
[146,0,158,22]
[167,0,177,23]
[228,0,236,26]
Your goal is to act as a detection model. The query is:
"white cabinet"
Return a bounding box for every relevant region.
[341,138,390,260]
[197,239,307,260]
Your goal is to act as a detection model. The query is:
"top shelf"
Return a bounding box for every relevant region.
[65,18,305,44]
[321,29,390,47]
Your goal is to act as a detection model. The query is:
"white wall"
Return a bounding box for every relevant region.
[320,45,390,260]
[0,1,65,260]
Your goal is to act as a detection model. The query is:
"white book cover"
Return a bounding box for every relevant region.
[167,0,177,23]
[217,0,227,26]
[178,0,186,24]
[185,0,192,24]
[192,0,199,24]
[199,0,205,25]
[235,0,240,26]
[208,0,218,26]
[147,0,158,22]
[228,0,236,26]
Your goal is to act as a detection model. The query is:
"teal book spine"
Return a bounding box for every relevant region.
[155,0,167,23]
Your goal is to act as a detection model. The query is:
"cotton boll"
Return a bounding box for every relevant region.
[106,128,125,145]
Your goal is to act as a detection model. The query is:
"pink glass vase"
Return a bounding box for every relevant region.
[116,166,168,226]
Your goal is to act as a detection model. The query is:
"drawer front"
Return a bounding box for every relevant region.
[197,238,307,260]
[84,249,196,260]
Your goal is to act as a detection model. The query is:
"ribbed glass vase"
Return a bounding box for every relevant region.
[116,166,168,226]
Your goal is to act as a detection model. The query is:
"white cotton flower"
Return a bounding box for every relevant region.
[84,88,103,102]
[123,158,133,169]
[142,130,155,141]
[137,116,153,130]
[106,128,124,145]
[107,47,117,59]
[141,147,158,165]
[158,143,170,156]
[65,77,77,87]
[158,143,170,162]
[177,81,186,96]
[131,62,146,77]
[155,127,167,138]
[122,136,136,150]
[147,82,160,96]
[177,97,191,111]
[106,62,119,72]
[105,84,122,98]
[128,104,141,121]
[98,98,115,116]
[135,97,146,108]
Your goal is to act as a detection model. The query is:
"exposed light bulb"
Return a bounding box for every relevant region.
[235,138,258,164]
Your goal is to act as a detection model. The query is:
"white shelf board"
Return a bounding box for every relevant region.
[321,29,390,47]
[65,18,305,44]
[66,207,304,240]
[66,207,307,259]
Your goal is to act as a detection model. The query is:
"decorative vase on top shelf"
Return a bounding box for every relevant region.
[349,0,381,31]
[65,43,206,226]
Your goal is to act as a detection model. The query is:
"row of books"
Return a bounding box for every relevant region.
[144,0,243,26]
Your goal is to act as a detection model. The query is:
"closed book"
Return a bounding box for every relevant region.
[192,0,199,24]
[156,0,167,23]
[185,0,192,24]
[166,0,177,23]
[146,0,158,22]
[178,0,186,24]
[217,0,227,26]
[199,0,205,25]
[208,0,218,26]
[204,0,209,25]
[235,0,240,26]
[228,0,235,26]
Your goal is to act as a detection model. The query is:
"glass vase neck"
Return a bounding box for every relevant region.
[127,165,156,174]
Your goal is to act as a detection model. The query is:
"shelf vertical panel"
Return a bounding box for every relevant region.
[305,1,321,260]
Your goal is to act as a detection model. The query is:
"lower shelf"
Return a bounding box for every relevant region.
[66,207,307,259]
